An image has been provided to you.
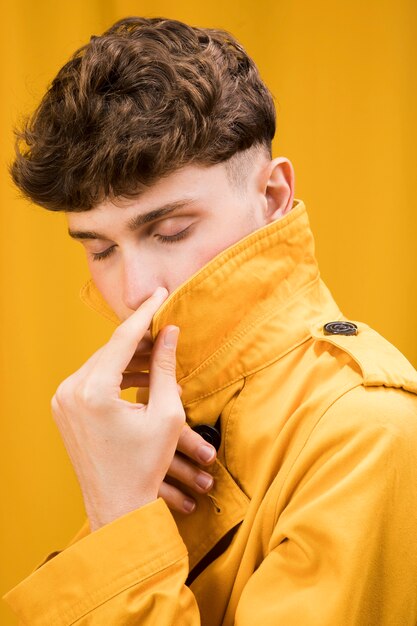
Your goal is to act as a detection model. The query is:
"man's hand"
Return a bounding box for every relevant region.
[51,287,187,531]
[158,424,217,513]
[122,332,218,515]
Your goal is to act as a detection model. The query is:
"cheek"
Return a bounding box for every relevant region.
[190,235,229,270]
[193,220,254,266]
[172,233,235,286]
[88,263,121,305]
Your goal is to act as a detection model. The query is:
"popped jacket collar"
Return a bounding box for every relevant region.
[81,199,341,414]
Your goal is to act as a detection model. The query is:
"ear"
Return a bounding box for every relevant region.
[263,157,295,222]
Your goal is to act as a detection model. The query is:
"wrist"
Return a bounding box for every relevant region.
[86,493,158,532]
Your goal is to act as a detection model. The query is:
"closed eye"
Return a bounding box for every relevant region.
[91,245,116,261]
[154,225,192,244]
[91,225,192,261]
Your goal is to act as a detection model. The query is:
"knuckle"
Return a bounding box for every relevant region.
[76,380,102,410]
[155,354,176,374]
[167,409,186,430]
[166,400,185,420]
[158,483,185,514]
[180,424,203,453]
[51,376,79,420]
[178,422,193,441]
[112,321,136,345]
[189,427,204,446]
[50,394,60,418]
[53,379,74,410]
[111,324,127,341]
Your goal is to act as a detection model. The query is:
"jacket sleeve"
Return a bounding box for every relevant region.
[3,498,201,625]
[233,385,417,626]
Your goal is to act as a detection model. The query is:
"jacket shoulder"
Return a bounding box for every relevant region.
[310,320,417,395]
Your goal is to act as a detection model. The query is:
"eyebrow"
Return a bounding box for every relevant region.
[68,199,196,240]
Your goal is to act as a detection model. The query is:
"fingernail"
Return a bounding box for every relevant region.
[164,326,179,348]
[183,498,196,513]
[198,445,216,463]
[195,473,213,490]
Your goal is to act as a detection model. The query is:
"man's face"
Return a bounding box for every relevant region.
[67,156,289,321]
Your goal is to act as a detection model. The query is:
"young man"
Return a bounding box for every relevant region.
[5,16,417,625]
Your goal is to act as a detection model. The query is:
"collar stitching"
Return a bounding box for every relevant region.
[184,333,312,408]
[180,273,320,387]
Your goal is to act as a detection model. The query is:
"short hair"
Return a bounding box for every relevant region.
[11,16,276,212]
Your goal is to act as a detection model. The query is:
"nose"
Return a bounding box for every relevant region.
[121,251,162,311]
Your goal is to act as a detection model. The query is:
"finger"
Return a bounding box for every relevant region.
[177,423,217,466]
[94,287,169,385]
[148,326,184,419]
[166,453,214,494]
[158,481,196,514]
[121,372,150,389]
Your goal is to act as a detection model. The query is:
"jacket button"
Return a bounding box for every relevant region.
[192,424,221,451]
[323,321,358,336]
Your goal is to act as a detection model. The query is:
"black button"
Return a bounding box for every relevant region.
[323,321,358,336]
[192,424,221,451]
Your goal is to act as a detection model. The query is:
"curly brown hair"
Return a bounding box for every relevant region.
[11,17,276,211]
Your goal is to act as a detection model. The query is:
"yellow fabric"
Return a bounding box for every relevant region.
[3,7,417,624]
[5,200,417,625]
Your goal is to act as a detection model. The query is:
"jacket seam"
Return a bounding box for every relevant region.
[222,377,247,482]
[68,552,188,625]
[44,543,187,625]
[181,274,320,392]
[270,381,364,532]
[184,332,312,408]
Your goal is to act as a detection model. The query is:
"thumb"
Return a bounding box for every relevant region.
[148,326,183,416]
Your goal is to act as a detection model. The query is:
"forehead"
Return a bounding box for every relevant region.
[66,161,235,230]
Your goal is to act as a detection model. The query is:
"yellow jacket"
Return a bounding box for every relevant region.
[5,200,417,625]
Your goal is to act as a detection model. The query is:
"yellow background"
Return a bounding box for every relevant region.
[1,1,416,622]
